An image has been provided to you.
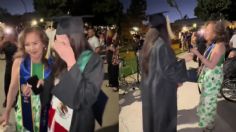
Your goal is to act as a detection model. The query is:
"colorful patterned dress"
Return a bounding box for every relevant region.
[15,56,51,132]
[197,47,225,128]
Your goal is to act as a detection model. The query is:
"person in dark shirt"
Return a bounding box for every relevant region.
[0,32,17,107]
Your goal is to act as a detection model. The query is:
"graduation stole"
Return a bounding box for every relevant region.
[77,50,92,72]
[18,56,51,131]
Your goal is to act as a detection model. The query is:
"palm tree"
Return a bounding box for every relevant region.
[20,0,27,13]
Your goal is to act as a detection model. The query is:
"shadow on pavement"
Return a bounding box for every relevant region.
[178,127,201,132]
[95,123,118,132]
[177,107,198,125]
[119,87,141,109]
[217,100,236,131]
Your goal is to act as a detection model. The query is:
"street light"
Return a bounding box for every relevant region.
[4,26,13,34]
[132,27,139,32]
[31,20,38,26]
[40,18,44,23]
[182,26,188,32]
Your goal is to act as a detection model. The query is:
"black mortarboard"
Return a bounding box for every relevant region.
[53,16,84,35]
[143,11,168,27]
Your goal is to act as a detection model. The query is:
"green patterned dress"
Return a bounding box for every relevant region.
[197,53,225,128]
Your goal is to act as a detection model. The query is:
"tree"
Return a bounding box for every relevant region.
[223,0,236,21]
[127,0,147,26]
[92,0,123,25]
[194,0,231,20]
[166,0,183,19]
[66,0,94,16]
[33,0,67,18]
[33,0,123,26]
[0,7,11,17]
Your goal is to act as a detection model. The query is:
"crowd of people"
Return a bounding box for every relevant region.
[0,13,236,132]
[0,17,113,132]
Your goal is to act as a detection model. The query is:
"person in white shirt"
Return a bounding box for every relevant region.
[87,28,100,53]
[229,32,236,48]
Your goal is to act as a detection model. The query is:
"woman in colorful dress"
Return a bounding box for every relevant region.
[190,21,228,131]
[0,26,51,132]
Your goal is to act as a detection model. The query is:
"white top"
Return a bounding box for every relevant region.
[45,28,56,59]
[88,36,100,51]
[230,34,236,48]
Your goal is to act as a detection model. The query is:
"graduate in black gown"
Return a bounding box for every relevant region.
[140,13,188,132]
[42,16,104,132]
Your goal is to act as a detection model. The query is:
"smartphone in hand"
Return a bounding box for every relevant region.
[27,75,43,95]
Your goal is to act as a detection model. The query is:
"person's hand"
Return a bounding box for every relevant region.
[184,53,193,62]
[190,48,200,56]
[21,83,32,96]
[36,79,44,88]
[0,111,10,127]
[53,35,76,69]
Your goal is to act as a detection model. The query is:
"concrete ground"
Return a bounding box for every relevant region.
[119,52,236,132]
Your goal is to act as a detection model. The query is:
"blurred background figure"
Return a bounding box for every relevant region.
[87,28,101,53]
[0,26,18,107]
[106,31,119,92]
[229,31,236,48]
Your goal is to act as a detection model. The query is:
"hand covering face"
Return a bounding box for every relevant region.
[53,35,76,67]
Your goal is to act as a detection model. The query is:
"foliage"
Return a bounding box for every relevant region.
[194,0,231,20]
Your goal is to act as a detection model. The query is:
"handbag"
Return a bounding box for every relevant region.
[186,68,199,82]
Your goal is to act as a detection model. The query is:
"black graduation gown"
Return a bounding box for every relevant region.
[141,37,187,132]
[42,53,104,132]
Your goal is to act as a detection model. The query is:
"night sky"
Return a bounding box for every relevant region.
[0,0,197,22]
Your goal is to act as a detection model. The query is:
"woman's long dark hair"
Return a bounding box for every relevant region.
[141,20,171,77]
[52,32,92,77]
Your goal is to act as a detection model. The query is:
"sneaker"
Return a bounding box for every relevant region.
[119,89,125,95]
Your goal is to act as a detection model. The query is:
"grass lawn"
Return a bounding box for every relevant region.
[119,43,184,78]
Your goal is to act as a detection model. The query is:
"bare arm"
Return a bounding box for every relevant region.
[5,58,22,113]
[95,47,101,54]
[193,43,225,69]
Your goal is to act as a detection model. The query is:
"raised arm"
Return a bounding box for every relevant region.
[191,42,225,69]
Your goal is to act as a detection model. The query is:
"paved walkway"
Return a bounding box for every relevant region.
[119,52,236,132]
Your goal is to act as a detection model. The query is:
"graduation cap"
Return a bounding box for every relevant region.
[53,16,84,35]
[143,11,168,27]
